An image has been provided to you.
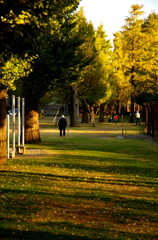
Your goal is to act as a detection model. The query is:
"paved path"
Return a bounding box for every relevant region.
[145,139,158,147]
[14,148,51,158]
[118,133,158,146]
[125,133,153,139]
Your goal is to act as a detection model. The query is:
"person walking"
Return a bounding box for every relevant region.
[135,111,140,125]
[58,115,67,137]
[114,115,119,123]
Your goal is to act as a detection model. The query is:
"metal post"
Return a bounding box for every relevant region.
[17,97,21,146]
[22,98,25,146]
[12,95,15,152]
[7,115,10,159]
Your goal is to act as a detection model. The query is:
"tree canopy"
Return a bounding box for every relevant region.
[0,2,158,161]
[113,4,158,119]
[0,0,81,88]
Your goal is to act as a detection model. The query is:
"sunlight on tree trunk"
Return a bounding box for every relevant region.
[25,108,41,143]
[0,84,7,165]
[90,106,95,123]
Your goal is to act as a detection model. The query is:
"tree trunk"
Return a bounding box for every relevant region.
[90,106,95,123]
[99,103,105,122]
[116,100,120,115]
[130,93,135,123]
[144,103,148,132]
[81,100,89,123]
[130,66,135,123]
[142,105,146,122]
[0,84,7,165]
[69,85,80,127]
[25,101,41,143]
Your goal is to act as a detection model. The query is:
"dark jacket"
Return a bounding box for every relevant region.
[58,117,67,129]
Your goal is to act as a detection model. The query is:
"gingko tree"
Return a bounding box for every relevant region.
[112,31,131,114]
[113,5,151,122]
[138,12,158,94]
[79,24,113,122]
[134,12,158,117]
[0,0,80,161]
[123,5,146,122]
[20,2,82,142]
[51,8,97,127]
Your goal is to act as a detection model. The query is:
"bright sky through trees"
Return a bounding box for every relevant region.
[79,0,158,43]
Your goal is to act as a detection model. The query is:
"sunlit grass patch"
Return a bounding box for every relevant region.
[1,118,158,239]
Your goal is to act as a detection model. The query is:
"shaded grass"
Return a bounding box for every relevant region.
[0,117,158,239]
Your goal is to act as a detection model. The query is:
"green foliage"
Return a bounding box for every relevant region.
[135,91,158,105]
[79,23,113,104]
[1,1,158,119]
[0,0,80,90]
[1,55,37,89]
[113,4,158,107]
[20,7,92,104]
[113,31,132,103]
[45,7,98,105]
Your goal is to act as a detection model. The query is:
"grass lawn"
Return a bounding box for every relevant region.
[0,117,158,240]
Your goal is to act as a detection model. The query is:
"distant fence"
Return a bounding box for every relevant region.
[40,104,69,116]
[144,101,158,139]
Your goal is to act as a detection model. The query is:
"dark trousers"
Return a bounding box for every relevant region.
[60,127,66,136]
[136,118,140,125]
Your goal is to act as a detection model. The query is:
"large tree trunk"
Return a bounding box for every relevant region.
[25,101,41,143]
[69,85,80,127]
[99,103,105,122]
[0,84,7,165]
[81,100,89,123]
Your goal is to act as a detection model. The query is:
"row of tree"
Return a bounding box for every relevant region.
[113,5,158,121]
[0,2,158,164]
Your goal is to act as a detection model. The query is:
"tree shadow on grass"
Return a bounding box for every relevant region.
[1,151,158,184]
[0,221,157,240]
[9,152,158,178]
[1,154,158,181]
[0,226,91,240]
[0,176,158,239]
[0,169,158,214]
[37,137,158,161]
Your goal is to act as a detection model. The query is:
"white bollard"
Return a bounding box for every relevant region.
[17,97,21,146]
[7,114,10,159]
[22,98,25,147]
[12,95,15,153]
